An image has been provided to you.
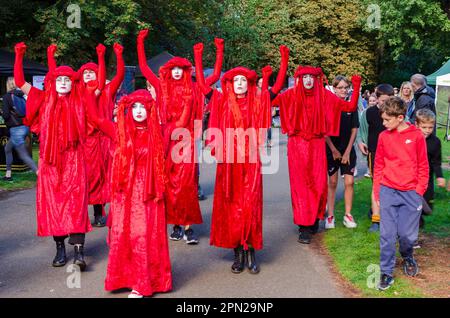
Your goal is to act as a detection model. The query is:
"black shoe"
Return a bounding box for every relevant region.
[231,246,246,274]
[368,209,373,220]
[183,228,199,244]
[403,257,419,277]
[298,228,312,244]
[311,219,320,234]
[73,244,86,271]
[2,176,13,182]
[378,273,394,291]
[247,248,260,274]
[169,225,183,241]
[92,215,106,227]
[198,185,206,201]
[52,241,66,267]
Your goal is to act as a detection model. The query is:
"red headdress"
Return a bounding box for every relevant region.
[158,57,197,126]
[41,66,84,178]
[286,65,328,138]
[113,89,166,202]
[78,62,99,77]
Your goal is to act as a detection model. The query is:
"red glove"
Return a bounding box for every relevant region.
[14,42,27,88]
[271,45,289,94]
[214,38,224,50]
[113,43,123,55]
[137,29,149,42]
[47,44,58,73]
[96,43,106,57]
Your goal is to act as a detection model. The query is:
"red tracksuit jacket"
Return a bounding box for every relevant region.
[373,123,429,202]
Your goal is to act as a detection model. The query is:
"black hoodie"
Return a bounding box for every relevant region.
[412,85,436,124]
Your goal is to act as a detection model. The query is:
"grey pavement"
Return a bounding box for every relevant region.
[0,129,367,298]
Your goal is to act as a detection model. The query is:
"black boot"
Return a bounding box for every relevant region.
[311,219,320,234]
[247,248,260,274]
[73,244,86,271]
[298,227,312,244]
[231,246,246,274]
[52,241,66,267]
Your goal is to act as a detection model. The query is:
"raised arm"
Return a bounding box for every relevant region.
[96,43,106,93]
[108,43,125,94]
[137,29,159,88]
[337,75,362,112]
[194,42,213,96]
[14,42,32,95]
[205,38,224,87]
[85,80,116,140]
[47,44,57,74]
[270,45,290,95]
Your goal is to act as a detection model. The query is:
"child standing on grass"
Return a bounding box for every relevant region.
[357,84,395,232]
[373,97,429,291]
[415,109,446,231]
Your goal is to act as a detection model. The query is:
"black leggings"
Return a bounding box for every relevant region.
[53,233,85,245]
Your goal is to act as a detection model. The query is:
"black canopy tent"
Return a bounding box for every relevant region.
[0,48,48,95]
[135,51,175,77]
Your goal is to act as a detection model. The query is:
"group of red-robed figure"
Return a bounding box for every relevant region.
[13,27,361,296]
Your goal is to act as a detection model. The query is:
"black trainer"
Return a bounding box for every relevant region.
[183,228,199,244]
[298,228,312,244]
[169,225,183,241]
[2,176,13,182]
[198,185,206,201]
[378,273,394,291]
[247,248,260,274]
[92,215,106,227]
[402,256,419,277]
[311,219,320,234]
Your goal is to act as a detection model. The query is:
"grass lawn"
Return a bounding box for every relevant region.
[322,170,450,298]
[0,145,38,191]
[437,128,450,162]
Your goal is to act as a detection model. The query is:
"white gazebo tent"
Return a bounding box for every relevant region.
[435,74,450,141]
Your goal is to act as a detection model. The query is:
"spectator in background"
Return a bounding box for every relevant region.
[399,81,414,120]
[368,93,378,108]
[393,87,399,96]
[410,74,437,125]
[1,77,37,181]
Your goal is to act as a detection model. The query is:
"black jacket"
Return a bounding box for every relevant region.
[412,85,436,124]
[1,89,25,128]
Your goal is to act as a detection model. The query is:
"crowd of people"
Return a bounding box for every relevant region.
[1,29,449,297]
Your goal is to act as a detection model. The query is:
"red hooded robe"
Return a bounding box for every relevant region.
[276,66,361,226]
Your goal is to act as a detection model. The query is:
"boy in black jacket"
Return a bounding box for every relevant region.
[415,109,446,231]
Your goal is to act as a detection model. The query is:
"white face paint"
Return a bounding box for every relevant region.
[55,76,72,95]
[233,75,248,95]
[171,67,183,80]
[83,69,97,83]
[132,102,147,122]
[302,75,314,90]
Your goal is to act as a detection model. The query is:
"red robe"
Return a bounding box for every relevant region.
[277,66,361,226]
[78,59,124,206]
[159,58,202,226]
[89,89,171,296]
[24,67,91,236]
[207,67,271,250]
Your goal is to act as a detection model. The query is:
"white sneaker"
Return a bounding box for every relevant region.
[364,172,371,178]
[325,216,335,229]
[128,290,143,298]
[353,167,358,177]
[343,214,357,228]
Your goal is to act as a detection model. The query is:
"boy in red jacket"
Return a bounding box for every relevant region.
[373,97,429,291]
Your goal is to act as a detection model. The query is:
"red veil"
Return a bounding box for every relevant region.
[113,89,166,203]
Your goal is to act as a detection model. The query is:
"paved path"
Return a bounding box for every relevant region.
[0,129,367,298]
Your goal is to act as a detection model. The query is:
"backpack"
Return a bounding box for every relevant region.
[11,92,26,118]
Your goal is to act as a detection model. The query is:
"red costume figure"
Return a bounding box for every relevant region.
[85,84,171,298]
[77,43,125,227]
[276,66,361,244]
[137,29,223,244]
[194,42,289,273]
[14,42,91,270]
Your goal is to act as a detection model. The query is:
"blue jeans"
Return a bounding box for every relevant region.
[9,125,29,147]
